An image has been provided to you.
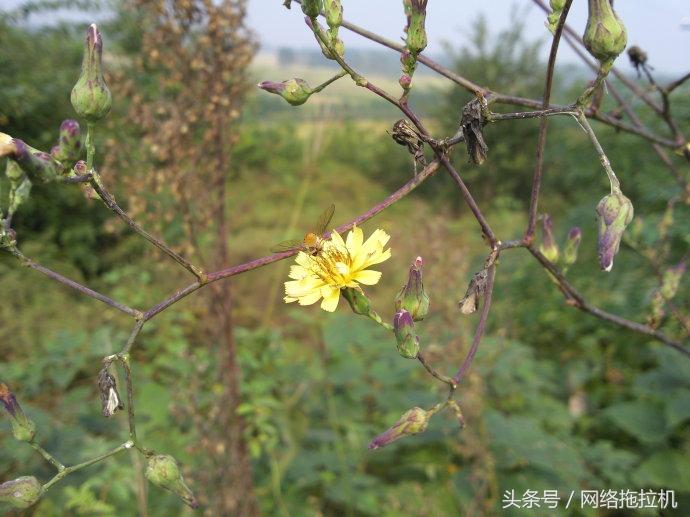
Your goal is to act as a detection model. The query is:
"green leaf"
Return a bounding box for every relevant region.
[632,450,690,492]
[664,390,690,428]
[602,401,668,444]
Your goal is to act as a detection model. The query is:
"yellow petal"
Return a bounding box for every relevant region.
[284,296,298,303]
[329,229,346,250]
[346,225,363,254]
[363,229,390,252]
[320,286,340,312]
[361,247,391,269]
[295,251,314,268]
[353,269,382,285]
[297,290,322,306]
[288,264,309,280]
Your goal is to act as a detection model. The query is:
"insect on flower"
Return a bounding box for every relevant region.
[271,204,335,255]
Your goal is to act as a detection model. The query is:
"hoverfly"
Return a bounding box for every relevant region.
[271,204,335,255]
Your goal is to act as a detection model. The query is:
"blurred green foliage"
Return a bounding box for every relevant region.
[1,2,689,515]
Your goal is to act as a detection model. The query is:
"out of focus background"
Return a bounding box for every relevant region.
[1,0,689,515]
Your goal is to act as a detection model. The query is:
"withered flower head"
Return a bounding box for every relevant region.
[461,99,488,165]
[97,367,124,418]
[458,269,489,315]
[389,119,426,167]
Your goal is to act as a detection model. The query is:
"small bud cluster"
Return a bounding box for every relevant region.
[323,0,344,59]
[648,262,685,328]
[546,0,566,34]
[399,0,428,94]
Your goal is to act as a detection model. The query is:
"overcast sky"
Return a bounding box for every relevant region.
[4,0,690,74]
[247,1,690,74]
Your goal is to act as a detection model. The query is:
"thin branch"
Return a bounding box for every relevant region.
[666,72,690,94]
[417,353,456,388]
[89,175,206,282]
[29,441,65,471]
[527,246,689,357]
[524,0,573,243]
[453,264,496,385]
[42,441,134,491]
[8,248,142,319]
[488,106,577,122]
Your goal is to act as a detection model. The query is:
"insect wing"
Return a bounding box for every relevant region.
[313,204,335,237]
[270,239,304,253]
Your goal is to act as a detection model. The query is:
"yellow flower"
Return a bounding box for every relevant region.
[284,226,391,312]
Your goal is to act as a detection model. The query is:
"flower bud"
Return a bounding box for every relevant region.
[583,0,627,68]
[393,309,419,359]
[342,287,371,315]
[0,227,17,249]
[324,0,342,29]
[458,269,488,315]
[301,0,322,18]
[5,158,24,184]
[0,476,43,509]
[71,24,112,122]
[51,120,83,163]
[563,227,582,266]
[368,407,430,450]
[394,256,430,321]
[0,383,36,442]
[596,191,633,272]
[146,454,198,509]
[258,78,313,106]
[4,139,62,183]
[538,214,560,263]
[403,0,428,55]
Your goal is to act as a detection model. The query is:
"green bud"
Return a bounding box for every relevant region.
[0,383,36,443]
[368,407,430,450]
[403,0,428,55]
[324,0,342,29]
[301,0,322,18]
[71,24,112,122]
[258,78,313,106]
[538,214,560,263]
[394,256,430,321]
[563,227,582,266]
[393,309,419,359]
[583,0,627,68]
[146,454,198,509]
[342,287,371,315]
[0,476,43,509]
[596,191,633,272]
[51,120,83,163]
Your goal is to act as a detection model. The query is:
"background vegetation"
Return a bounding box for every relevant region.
[1,1,689,515]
